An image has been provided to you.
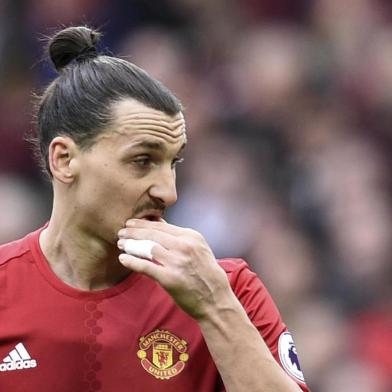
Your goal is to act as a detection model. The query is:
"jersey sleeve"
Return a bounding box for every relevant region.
[219,258,311,392]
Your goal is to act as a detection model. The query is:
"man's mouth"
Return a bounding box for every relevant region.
[136,210,163,221]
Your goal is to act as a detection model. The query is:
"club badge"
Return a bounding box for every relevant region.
[137,329,189,380]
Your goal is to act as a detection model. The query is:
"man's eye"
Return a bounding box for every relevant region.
[133,157,151,168]
[171,157,184,169]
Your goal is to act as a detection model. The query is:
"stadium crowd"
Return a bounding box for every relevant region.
[0,1,391,391]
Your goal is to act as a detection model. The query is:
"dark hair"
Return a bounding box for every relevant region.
[35,26,182,176]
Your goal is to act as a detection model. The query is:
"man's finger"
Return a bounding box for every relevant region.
[118,253,164,281]
[118,238,171,264]
[125,219,185,236]
[118,239,157,260]
[118,227,177,249]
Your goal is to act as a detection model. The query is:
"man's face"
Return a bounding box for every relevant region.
[73,99,186,242]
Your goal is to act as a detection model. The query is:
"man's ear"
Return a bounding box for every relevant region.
[48,136,80,183]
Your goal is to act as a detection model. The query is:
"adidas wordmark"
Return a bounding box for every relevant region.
[0,343,37,371]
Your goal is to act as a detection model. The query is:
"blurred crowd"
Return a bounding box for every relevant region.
[1,1,391,391]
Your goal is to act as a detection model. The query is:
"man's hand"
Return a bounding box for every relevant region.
[117,219,231,320]
[118,219,304,392]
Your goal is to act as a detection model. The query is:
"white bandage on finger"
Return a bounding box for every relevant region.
[122,239,158,260]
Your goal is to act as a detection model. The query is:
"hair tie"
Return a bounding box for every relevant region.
[76,46,98,61]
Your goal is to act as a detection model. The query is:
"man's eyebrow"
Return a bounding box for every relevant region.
[131,140,166,150]
[123,140,187,155]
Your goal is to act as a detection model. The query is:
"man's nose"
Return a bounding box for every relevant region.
[148,168,178,207]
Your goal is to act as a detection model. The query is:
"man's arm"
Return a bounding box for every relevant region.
[198,288,302,391]
[118,219,303,392]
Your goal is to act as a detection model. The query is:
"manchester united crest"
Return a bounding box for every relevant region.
[137,329,189,380]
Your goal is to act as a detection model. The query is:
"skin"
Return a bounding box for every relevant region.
[40,98,301,391]
[40,99,186,290]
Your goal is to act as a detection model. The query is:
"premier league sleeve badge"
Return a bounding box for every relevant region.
[278,331,306,384]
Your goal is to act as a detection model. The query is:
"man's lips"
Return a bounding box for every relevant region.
[135,210,164,221]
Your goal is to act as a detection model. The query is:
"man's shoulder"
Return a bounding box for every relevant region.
[217,258,271,301]
[217,258,261,290]
[217,257,249,272]
[217,258,255,280]
[0,233,33,268]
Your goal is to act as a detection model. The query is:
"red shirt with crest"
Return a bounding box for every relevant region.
[0,226,310,391]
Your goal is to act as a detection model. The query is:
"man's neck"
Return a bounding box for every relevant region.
[39,219,131,291]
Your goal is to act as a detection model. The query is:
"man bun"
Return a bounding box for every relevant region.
[48,26,101,72]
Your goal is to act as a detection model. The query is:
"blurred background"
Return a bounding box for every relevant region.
[1,0,391,390]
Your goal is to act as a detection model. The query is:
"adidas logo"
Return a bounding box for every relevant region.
[0,343,37,372]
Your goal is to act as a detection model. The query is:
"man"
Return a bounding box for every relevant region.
[0,26,310,391]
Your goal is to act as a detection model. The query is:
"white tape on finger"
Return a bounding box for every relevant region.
[123,239,158,260]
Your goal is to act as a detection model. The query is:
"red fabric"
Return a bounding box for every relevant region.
[0,226,310,391]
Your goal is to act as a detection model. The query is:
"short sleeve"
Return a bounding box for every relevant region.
[218,258,311,392]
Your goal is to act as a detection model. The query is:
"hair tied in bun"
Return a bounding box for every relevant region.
[48,26,101,72]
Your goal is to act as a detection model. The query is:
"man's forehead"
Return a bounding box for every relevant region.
[112,98,185,127]
[96,98,186,147]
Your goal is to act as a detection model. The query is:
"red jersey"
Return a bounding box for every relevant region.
[0,226,310,391]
